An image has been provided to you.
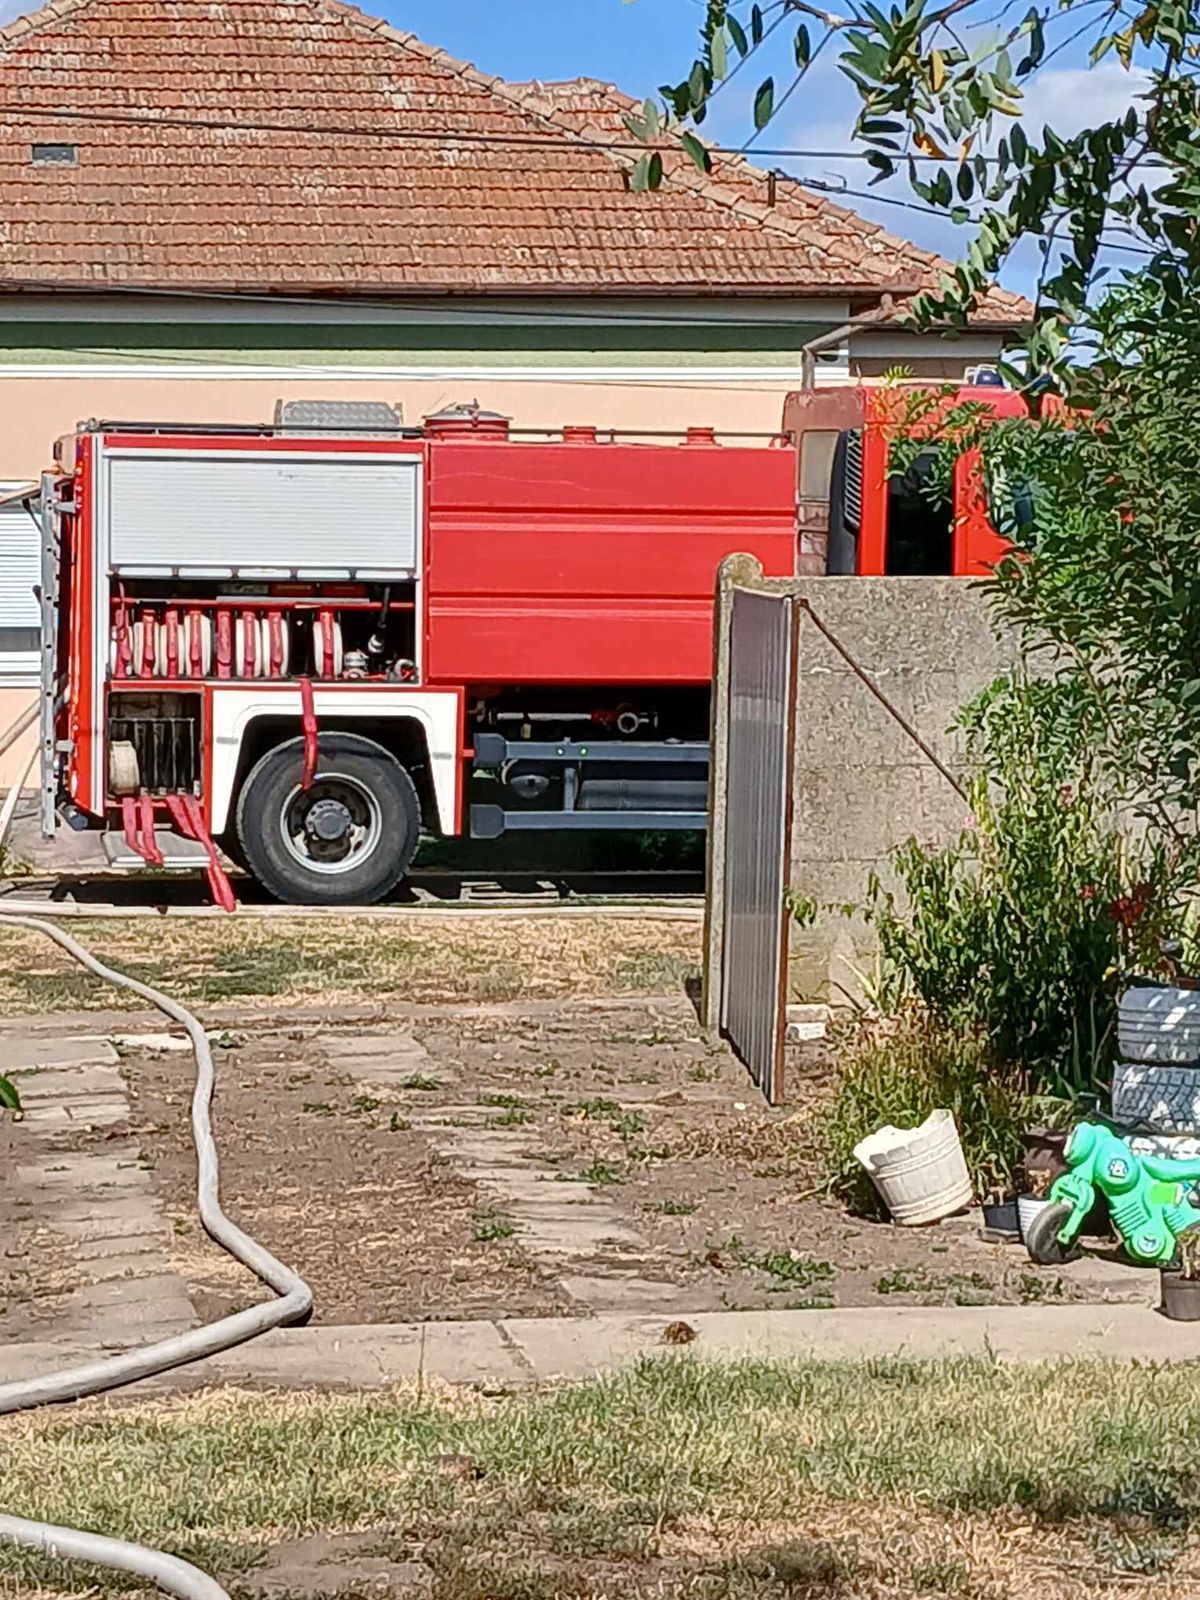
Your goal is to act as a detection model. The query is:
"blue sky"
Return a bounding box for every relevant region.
[0,0,1150,302]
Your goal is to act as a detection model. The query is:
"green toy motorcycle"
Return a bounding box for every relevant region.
[1024,1121,1200,1266]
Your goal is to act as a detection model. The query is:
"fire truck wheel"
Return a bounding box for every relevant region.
[236,733,420,906]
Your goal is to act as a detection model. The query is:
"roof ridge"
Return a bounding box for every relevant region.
[0,0,98,52]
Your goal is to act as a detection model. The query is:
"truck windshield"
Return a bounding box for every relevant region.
[886,450,953,575]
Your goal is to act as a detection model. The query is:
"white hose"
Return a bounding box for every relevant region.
[0,914,314,1597]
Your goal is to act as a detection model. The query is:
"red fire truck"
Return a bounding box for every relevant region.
[31,384,1025,906]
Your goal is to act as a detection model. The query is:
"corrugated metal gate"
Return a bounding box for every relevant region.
[718,586,797,1104]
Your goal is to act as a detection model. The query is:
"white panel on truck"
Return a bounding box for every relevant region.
[104,449,420,575]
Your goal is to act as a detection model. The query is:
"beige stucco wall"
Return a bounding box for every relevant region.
[0,373,797,481]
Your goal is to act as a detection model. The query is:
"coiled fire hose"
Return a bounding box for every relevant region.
[0,913,314,1598]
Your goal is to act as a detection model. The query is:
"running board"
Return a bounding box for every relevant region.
[103,829,212,870]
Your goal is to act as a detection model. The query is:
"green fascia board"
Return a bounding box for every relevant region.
[0,319,832,367]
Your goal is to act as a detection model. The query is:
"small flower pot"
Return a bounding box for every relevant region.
[1159,1269,1200,1322]
[1017,1194,1050,1243]
[980,1199,1020,1243]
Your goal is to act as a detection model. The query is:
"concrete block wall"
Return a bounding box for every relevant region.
[787,576,1020,1003]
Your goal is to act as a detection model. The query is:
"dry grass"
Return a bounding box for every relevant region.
[0,917,701,1015]
[5,1356,1200,1597]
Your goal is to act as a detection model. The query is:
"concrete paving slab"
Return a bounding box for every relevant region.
[205,1319,530,1389]
[55,1199,171,1237]
[15,1153,148,1196]
[7,1303,1200,1399]
[12,1066,128,1102]
[4,1036,118,1071]
[21,1100,128,1129]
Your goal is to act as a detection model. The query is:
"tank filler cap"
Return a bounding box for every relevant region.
[562,425,598,443]
[424,401,511,439]
[684,426,719,445]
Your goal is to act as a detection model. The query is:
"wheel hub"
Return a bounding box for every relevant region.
[304,797,353,843]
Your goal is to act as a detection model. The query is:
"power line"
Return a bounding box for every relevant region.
[0,98,1165,168]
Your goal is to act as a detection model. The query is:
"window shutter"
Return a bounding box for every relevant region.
[0,496,41,677]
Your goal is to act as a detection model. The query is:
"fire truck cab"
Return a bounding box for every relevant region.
[785,379,1029,577]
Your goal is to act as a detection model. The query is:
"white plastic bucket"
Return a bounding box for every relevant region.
[853,1109,973,1225]
[1119,986,1200,1065]
[1017,1194,1050,1243]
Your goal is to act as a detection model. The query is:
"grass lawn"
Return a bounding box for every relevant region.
[0,916,700,1014]
[5,1355,1200,1598]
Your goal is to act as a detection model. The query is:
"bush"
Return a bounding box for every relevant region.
[824,1012,1043,1212]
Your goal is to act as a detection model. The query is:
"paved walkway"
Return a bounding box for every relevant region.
[2,1033,197,1345]
[3,1300,1198,1399]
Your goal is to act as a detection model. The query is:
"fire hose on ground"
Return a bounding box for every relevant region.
[0,912,314,1598]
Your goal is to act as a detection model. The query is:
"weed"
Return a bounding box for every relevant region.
[489,1107,531,1127]
[1018,1273,1065,1303]
[626,1143,672,1164]
[567,1161,625,1186]
[388,1112,411,1133]
[300,1102,337,1117]
[566,1097,623,1121]
[477,1092,524,1109]
[352,1094,381,1115]
[655,1199,699,1216]
[687,1063,720,1083]
[473,1210,516,1243]
[400,1074,441,1092]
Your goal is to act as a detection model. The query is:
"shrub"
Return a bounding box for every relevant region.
[824,1011,1045,1212]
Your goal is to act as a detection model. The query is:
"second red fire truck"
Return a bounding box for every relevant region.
[31,381,1026,906]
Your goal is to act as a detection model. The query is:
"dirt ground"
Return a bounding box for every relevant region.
[95,999,1140,1323]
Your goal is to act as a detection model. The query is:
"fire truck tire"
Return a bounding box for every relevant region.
[235,733,420,906]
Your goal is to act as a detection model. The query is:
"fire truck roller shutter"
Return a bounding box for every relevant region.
[235,731,420,906]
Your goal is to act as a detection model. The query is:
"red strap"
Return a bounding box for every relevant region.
[140,609,156,678]
[115,604,133,678]
[164,792,236,914]
[121,795,139,856]
[241,611,256,679]
[120,795,165,869]
[139,794,164,867]
[164,608,179,678]
[215,609,233,680]
[189,610,204,678]
[299,677,318,791]
[317,609,335,679]
[268,611,284,678]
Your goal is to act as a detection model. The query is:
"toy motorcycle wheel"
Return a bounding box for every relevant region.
[1023,1201,1082,1266]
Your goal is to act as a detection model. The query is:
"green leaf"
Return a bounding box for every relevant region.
[751,4,764,46]
[711,24,728,80]
[630,152,663,192]
[641,97,660,138]
[753,76,775,131]
[0,1075,20,1112]
[956,162,974,201]
[727,14,748,56]
[688,60,707,110]
[794,23,811,69]
[681,130,711,173]
[1011,122,1028,164]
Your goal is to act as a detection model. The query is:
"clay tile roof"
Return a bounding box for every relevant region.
[0,0,1032,321]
